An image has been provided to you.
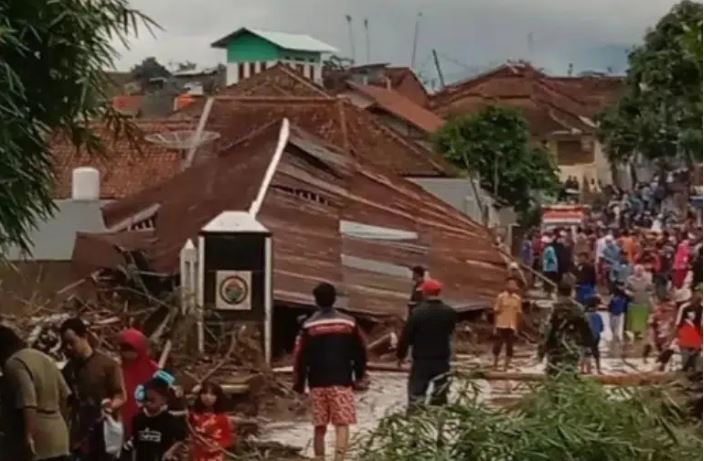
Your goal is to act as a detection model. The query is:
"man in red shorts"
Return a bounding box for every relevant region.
[293,283,368,461]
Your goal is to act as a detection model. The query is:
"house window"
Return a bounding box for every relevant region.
[238,63,246,81]
[273,185,331,206]
[556,140,594,165]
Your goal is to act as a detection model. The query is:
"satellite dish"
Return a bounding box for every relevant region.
[145,130,220,150]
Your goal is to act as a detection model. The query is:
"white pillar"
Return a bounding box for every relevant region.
[179,239,198,316]
[313,62,322,83]
[226,62,239,86]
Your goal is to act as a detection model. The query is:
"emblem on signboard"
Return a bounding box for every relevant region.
[215,271,252,310]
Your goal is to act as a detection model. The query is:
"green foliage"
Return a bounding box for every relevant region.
[356,374,702,461]
[0,0,154,254]
[130,56,171,84]
[598,0,702,165]
[432,106,560,215]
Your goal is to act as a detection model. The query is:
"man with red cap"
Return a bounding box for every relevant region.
[397,278,457,409]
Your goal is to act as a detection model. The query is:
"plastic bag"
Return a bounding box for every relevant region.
[103,414,124,457]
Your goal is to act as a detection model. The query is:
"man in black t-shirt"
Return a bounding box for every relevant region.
[397,279,457,409]
[131,378,185,461]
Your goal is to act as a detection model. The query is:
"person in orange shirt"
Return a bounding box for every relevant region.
[492,277,523,371]
[619,229,637,264]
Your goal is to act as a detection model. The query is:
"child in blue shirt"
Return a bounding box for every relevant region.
[581,296,604,374]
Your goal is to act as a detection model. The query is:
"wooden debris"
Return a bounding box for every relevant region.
[367,332,398,354]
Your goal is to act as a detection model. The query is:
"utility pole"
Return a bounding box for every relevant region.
[345,15,356,64]
[432,49,445,89]
[411,11,422,68]
[364,18,370,64]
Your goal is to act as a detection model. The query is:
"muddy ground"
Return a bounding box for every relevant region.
[253,312,672,459]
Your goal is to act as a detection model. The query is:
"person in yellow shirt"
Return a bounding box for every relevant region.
[493,277,523,371]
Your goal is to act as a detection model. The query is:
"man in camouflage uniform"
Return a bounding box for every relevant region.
[539,281,594,375]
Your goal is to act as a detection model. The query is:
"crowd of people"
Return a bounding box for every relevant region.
[0,175,699,461]
[0,321,234,461]
[519,178,703,374]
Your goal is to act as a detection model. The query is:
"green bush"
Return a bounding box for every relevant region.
[355,374,702,461]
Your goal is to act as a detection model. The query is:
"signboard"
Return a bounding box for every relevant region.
[215,270,252,310]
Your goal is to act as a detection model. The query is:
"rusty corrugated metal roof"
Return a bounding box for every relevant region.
[76,122,505,317]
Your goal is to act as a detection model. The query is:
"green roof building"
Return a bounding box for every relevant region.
[211,27,338,86]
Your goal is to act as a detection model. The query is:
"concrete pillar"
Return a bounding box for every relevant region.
[226,62,239,86]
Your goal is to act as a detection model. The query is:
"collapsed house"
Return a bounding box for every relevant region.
[71,119,506,354]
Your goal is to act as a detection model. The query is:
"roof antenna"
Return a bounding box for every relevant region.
[411,11,422,68]
[432,49,445,89]
[345,15,356,64]
[364,18,370,64]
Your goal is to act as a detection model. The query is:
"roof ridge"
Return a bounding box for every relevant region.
[269,63,333,98]
[338,99,455,176]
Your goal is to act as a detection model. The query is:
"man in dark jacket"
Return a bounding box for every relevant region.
[397,279,457,409]
[293,283,367,461]
[553,231,573,281]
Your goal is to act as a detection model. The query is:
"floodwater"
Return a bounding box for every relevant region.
[259,311,669,458]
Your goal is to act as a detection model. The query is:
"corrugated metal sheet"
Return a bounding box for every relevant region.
[75,123,506,317]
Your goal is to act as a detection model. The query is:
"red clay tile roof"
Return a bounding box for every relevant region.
[219,63,330,98]
[174,96,454,177]
[51,120,193,199]
[431,63,597,135]
[77,122,505,316]
[324,65,430,107]
[345,81,444,134]
[546,76,624,116]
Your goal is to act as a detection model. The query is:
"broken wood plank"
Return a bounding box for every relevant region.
[367,332,398,354]
[473,370,677,385]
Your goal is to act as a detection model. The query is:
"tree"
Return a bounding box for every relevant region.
[130,56,170,85]
[433,106,560,219]
[598,1,702,166]
[0,0,154,254]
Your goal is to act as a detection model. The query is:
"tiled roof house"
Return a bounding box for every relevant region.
[431,62,624,185]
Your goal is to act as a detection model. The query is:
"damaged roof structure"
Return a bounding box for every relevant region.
[73,121,506,318]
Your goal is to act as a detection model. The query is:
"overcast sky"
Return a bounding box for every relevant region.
[114,0,680,84]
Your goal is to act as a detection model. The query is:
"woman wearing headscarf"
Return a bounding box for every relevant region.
[625,265,654,339]
[672,238,691,289]
[117,328,159,437]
